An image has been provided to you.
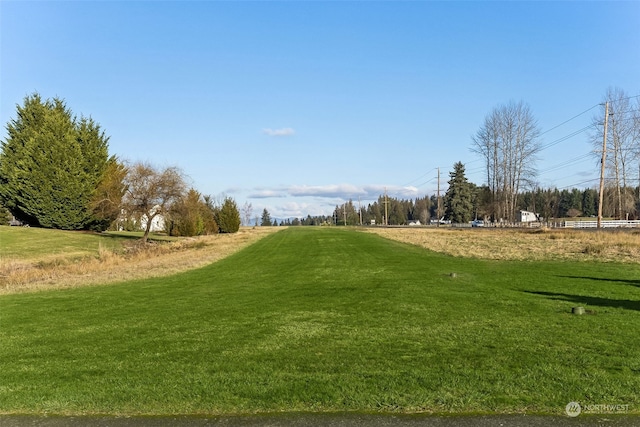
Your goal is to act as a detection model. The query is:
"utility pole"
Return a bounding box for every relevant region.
[436,167,441,227]
[384,188,389,226]
[343,203,347,226]
[597,101,609,230]
[358,196,362,226]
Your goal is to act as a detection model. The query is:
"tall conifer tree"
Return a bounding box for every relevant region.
[0,93,113,229]
[444,162,475,223]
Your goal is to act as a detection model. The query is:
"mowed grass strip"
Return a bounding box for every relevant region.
[1,227,640,415]
[0,226,127,260]
[0,226,178,264]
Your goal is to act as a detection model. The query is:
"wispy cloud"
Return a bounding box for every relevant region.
[362,185,420,199]
[262,127,295,137]
[247,184,420,201]
[248,189,286,198]
[288,184,365,198]
[244,185,423,218]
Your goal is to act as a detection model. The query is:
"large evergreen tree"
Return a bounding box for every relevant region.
[216,197,241,233]
[444,162,475,223]
[261,208,272,226]
[0,94,114,229]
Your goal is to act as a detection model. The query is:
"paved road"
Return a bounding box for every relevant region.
[1,414,639,427]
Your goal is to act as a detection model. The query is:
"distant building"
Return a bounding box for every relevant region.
[140,206,165,232]
[517,210,539,222]
[407,219,421,226]
[117,205,165,232]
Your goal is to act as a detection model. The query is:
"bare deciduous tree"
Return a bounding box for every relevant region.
[241,201,253,227]
[123,162,187,242]
[471,101,541,222]
[591,88,639,219]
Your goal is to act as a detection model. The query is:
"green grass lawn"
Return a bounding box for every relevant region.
[0,226,174,261]
[1,227,639,415]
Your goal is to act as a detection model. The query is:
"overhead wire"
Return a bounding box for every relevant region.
[609,94,640,104]
[402,167,437,187]
[397,98,638,193]
[538,103,599,138]
[538,125,593,152]
[539,153,594,174]
[557,178,600,190]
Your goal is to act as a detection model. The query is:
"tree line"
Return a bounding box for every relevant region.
[0,94,240,240]
[470,89,640,223]
[265,162,637,226]
[4,88,638,230]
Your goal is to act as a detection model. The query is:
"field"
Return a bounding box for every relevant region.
[0,226,278,294]
[1,227,640,416]
[367,226,640,263]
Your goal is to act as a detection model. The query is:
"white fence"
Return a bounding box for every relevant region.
[563,220,640,229]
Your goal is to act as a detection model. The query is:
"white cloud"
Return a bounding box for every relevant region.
[243,184,425,220]
[248,189,286,198]
[262,127,295,137]
[247,184,421,202]
[275,202,313,218]
[288,184,366,198]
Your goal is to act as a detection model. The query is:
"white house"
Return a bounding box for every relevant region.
[118,205,166,232]
[140,206,166,232]
[517,210,539,222]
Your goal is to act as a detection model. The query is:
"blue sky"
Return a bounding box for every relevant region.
[2,1,639,218]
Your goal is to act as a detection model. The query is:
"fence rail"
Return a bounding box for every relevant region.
[563,220,640,229]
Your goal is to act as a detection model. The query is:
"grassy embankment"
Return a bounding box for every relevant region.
[0,226,276,293]
[1,227,639,415]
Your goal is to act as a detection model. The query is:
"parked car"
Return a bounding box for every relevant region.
[471,220,485,227]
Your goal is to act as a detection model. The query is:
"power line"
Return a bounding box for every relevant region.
[608,94,640,104]
[415,177,438,188]
[538,125,593,152]
[539,153,593,174]
[464,164,485,174]
[539,104,600,138]
[557,178,600,190]
[401,99,637,194]
[402,167,437,187]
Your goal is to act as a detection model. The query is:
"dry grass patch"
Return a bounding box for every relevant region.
[366,227,640,263]
[0,227,280,294]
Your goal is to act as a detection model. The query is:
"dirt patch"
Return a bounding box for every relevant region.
[0,227,280,294]
[365,227,640,263]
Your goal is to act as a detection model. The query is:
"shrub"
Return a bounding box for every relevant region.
[216,198,241,233]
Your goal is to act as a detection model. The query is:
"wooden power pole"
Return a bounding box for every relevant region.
[597,101,609,230]
[384,188,389,226]
[436,167,441,227]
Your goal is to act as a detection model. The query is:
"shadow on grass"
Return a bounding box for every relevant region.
[101,232,176,242]
[556,275,640,288]
[525,290,640,312]
[99,232,140,241]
